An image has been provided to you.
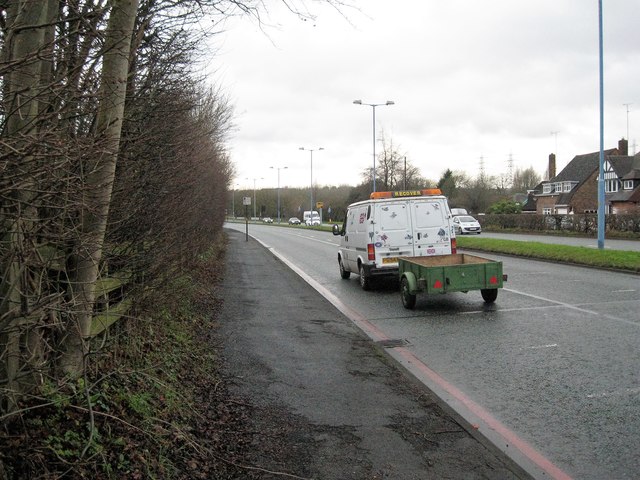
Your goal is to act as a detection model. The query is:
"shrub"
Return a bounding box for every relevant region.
[477,213,640,236]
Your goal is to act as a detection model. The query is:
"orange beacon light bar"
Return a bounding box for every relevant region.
[369,188,442,200]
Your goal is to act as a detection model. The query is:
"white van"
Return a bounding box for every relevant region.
[450,207,468,216]
[332,189,457,290]
[303,210,321,226]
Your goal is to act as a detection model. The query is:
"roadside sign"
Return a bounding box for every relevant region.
[243,196,251,206]
[316,201,323,209]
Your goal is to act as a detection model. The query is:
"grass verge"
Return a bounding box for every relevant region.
[457,236,640,273]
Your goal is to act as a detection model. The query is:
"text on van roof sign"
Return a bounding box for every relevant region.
[369,188,442,200]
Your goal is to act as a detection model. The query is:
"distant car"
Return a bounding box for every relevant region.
[262,217,273,223]
[288,217,301,225]
[450,207,469,216]
[452,215,481,234]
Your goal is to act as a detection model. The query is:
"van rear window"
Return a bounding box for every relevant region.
[379,203,408,232]
[413,201,445,228]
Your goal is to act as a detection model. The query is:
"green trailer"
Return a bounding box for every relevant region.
[399,254,507,309]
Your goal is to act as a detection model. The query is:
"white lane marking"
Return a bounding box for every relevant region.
[503,287,640,328]
[576,299,640,308]
[459,304,563,315]
[509,271,552,275]
[288,232,339,247]
[587,387,640,399]
[526,344,558,350]
[458,297,640,316]
[612,289,636,293]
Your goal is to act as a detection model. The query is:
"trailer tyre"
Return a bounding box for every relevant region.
[401,277,417,310]
[359,264,371,291]
[481,288,498,303]
[339,258,350,279]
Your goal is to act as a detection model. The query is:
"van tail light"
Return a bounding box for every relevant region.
[451,237,457,254]
[367,243,375,261]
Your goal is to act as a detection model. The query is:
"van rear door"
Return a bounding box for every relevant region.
[374,201,413,266]
[410,199,452,256]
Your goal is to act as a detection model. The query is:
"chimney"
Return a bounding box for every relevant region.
[548,153,556,180]
[618,138,628,156]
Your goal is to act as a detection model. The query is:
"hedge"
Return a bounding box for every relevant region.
[478,214,640,236]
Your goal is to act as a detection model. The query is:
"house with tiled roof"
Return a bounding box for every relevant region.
[604,150,640,214]
[521,182,542,213]
[528,139,640,214]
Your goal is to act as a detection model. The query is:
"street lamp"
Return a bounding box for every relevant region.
[270,166,288,223]
[299,147,324,212]
[231,182,240,218]
[597,0,605,250]
[246,177,263,218]
[353,99,395,193]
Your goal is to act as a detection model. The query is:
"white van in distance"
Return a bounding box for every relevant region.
[303,210,321,226]
[332,189,457,290]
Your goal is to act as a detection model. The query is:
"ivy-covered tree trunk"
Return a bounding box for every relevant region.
[59,0,140,377]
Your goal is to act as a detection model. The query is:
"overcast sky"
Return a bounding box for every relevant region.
[208,0,640,191]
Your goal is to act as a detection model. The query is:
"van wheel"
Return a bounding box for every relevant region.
[359,264,371,291]
[339,258,350,279]
[481,288,498,303]
[401,277,417,310]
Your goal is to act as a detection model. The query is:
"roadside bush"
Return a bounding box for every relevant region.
[487,199,522,214]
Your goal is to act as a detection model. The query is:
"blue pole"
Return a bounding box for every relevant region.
[597,0,605,249]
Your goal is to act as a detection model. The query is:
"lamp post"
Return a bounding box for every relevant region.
[597,0,605,250]
[231,187,235,219]
[231,182,240,218]
[353,99,395,192]
[299,147,324,212]
[246,177,263,218]
[270,166,288,223]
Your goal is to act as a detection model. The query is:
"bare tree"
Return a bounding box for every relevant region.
[59,0,140,377]
[0,0,351,427]
[1,0,59,412]
[454,171,499,214]
[512,166,542,192]
[362,131,427,191]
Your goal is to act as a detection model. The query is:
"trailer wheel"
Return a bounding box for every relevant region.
[401,277,417,310]
[359,264,371,291]
[339,257,350,279]
[481,288,498,303]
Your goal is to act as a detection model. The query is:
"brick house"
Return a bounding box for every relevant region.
[526,139,640,214]
[605,150,640,214]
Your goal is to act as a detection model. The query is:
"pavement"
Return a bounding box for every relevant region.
[217,228,531,479]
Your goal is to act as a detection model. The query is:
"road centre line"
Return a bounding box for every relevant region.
[460,297,639,317]
[503,287,640,328]
[576,298,640,307]
[586,386,640,399]
[254,237,572,480]
[288,231,339,247]
[459,304,565,315]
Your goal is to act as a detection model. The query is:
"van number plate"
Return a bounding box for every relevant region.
[382,257,397,264]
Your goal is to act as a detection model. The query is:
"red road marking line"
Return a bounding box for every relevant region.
[336,295,573,480]
[393,347,573,480]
